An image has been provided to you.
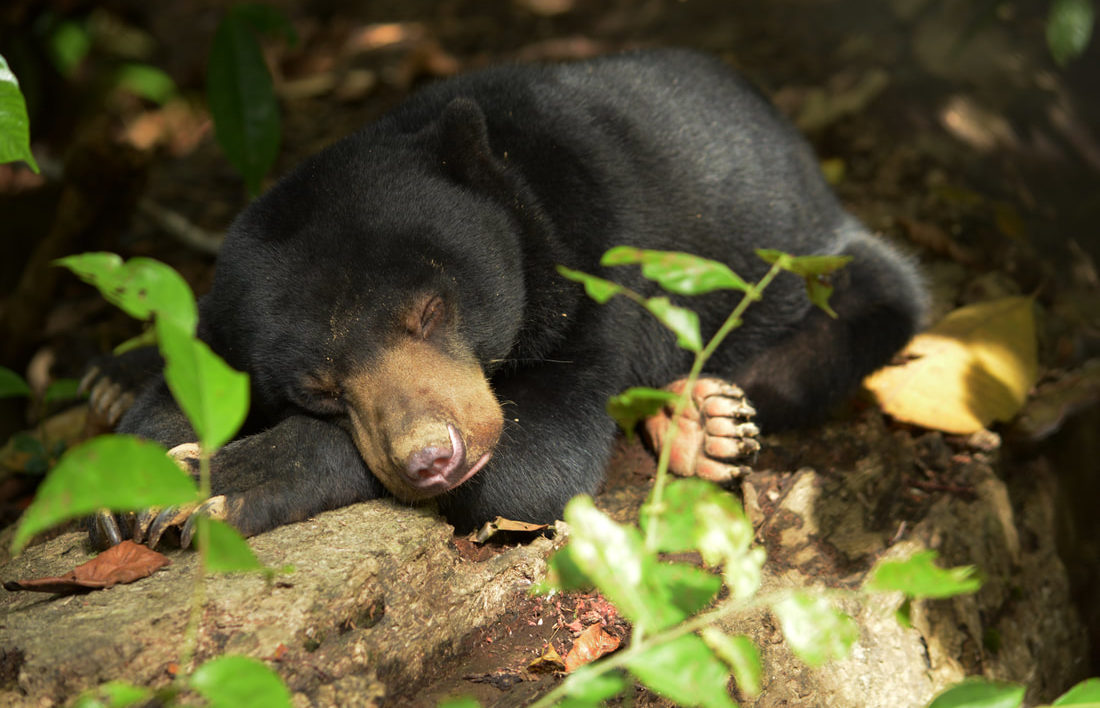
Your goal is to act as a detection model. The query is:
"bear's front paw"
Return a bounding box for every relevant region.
[88,442,226,550]
[90,495,231,550]
[80,365,136,427]
[643,377,760,483]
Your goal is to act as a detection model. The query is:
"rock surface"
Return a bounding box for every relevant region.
[725,414,1089,707]
[0,501,555,707]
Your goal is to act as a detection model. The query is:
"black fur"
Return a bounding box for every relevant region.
[112,49,924,536]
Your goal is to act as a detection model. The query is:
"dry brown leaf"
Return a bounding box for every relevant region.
[472,516,549,543]
[527,643,566,674]
[1009,358,1100,443]
[865,296,1038,434]
[564,624,620,672]
[3,540,171,593]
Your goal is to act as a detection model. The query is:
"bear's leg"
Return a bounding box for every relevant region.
[92,376,384,548]
[130,416,384,548]
[80,346,164,426]
[734,231,925,431]
[642,378,760,483]
[436,364,622,532]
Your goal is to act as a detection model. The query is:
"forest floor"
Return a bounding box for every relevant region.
[1,0,1098,705]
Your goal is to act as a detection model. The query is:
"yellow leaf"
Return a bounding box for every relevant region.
[864,296,1038,434]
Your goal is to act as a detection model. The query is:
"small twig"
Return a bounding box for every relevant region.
[138,199,223,255]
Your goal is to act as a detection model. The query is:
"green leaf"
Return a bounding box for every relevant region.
[642,479,742,553]
[1047,0,1095,66]
[606,387,678,438]
[772,592,858,666]
[643,296,702,352]
[896,597,913,629]
[157,318,249,451]
[642,480,762,599]
[865,550,981,599]
[627,634,736,708]
[191,655,291,708]
[46,19,91,77]
[1054,677,1100,705]
[114,329,158,356]
[11,435,198,554]
[927,678,1026,708]
[756,250,851,318]
[12,432,46,458]
[701,629,761,698]
[649,561,722,616]
[756,250,851,278]
[55,253,198,333]
[202,518,267,573]
[537,544,594,593]
[804,277,839,318]
[755,249,793,270]
[602,247,751,295]
[207,10,281,194]
[556,665,628,707]
[557,266,626,304]
[562,495,684,631]
[44,378,82,403]
[113,63,177,105]
[0,365,30,398]
[0,55,39,172]
[72,680,153,708]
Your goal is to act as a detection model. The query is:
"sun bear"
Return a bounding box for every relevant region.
[86,49,924,547]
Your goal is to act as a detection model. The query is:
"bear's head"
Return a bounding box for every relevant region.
[200,98,537,502]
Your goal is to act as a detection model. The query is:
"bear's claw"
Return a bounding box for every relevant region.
[91,509,123,549]
[90,496,230,550]
[643,377,760,483]
[80,366,136,427]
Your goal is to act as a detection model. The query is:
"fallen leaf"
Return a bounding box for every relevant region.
[472,516,549,543]
[865,296,1038,434]
[3,540,171,593]
[527,643,566,674]
[1009,358,1100,443]
[564,624,621,672]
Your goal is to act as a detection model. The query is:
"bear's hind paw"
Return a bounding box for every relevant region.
[643,377,760,484]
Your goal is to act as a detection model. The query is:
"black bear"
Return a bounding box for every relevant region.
[87,49,924,548]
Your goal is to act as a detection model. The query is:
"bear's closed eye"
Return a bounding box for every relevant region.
[297,373,344,416]
[406,295,446,339]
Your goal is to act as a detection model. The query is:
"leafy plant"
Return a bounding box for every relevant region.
[0,365,84,474]
[1047,0,1095,66]
[10,253,289,707]
[517,247,985,707]
[0,54,40,172]
[207,4,297,195]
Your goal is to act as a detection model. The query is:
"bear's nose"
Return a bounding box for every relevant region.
[405,423,467,484]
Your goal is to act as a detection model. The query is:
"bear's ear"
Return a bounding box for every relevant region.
[437,97,511,190]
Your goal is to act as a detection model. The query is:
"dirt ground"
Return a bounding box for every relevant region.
[1,0,1099,704]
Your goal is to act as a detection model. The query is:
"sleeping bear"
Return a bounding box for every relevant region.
[88,48,924,548]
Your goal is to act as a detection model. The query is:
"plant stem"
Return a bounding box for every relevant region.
[642,261,785,555]
[178,448,213,680]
